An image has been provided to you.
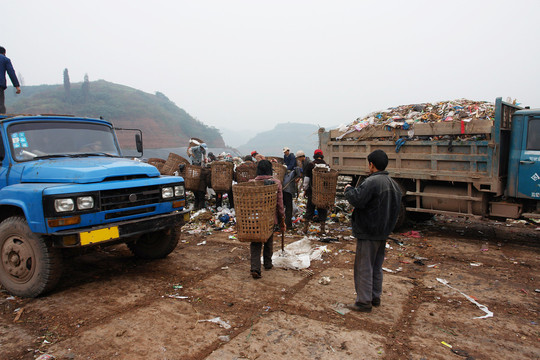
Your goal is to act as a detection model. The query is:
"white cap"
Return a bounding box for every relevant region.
[296,150,305,157]
[283,147,290,153]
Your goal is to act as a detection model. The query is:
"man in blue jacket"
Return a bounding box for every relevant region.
[0,46,21,114]
[344,149,402,312]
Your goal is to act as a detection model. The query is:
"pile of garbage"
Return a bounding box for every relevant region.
[336,99,497,140]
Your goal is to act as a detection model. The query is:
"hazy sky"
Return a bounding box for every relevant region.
[3,0,540,133]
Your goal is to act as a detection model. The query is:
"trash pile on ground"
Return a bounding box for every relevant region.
[335,99,496,140]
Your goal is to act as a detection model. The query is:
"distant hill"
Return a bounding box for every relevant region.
[4,80,225,149]
[237,122,320,158]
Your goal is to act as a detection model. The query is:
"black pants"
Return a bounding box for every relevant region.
[304,195,327,222]
[250,234,273,273]
[194,191,206,210]
[0,89,5,114]
[283,191,293,229]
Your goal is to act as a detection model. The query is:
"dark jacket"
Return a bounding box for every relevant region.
[284,153,296,171]
[344,171,402,241]
[0,54,19,90]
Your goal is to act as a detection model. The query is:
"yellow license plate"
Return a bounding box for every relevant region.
[79,226,119,246]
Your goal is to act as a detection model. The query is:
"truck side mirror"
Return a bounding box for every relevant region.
[135,134,143,153]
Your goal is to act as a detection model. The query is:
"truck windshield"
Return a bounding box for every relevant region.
[8,121,121,162]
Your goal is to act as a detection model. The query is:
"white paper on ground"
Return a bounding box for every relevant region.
[437,278,493,319]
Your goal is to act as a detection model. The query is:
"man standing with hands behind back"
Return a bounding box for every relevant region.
[344,150,402,312]
[0,46,21,114]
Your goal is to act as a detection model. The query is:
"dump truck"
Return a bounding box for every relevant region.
[0,114,189,297]
[319,97,540,225]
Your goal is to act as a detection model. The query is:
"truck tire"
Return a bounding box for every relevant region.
[0,216,62,298]
[127,227,178,259]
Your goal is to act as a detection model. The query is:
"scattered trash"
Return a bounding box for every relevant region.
[520,289,528,295]
[167,295,189,299]
[319,237,339,243]
[221,266,229,270]
[469,262,483,267]
[331,303,351,315]
[441,341,453,348]
[172,284,183,289]
[427,264,439,268]
[414,259,425,266]
[271,238,328,270]
[228,235,237,240]
[198,317,231,329]
[535,289,540,293]
[196,240,207,246]
[382,267,395,273]
[13,307,24,322]
[437,278,493,319]
[218,335,230,342]
[36,355,55,360]
[319,276,331,285]
[401,230,421,238]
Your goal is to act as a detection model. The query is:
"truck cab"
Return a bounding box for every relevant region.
[0,115,189,297]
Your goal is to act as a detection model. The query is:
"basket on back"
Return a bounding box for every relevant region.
[235,162,257,183]
[184,164,203,191]
[211,161,234,191]
[161,152,190,176]
[233,181,278,242]
[147,158,166,173]
[272,163,287,183]
[312,167,338,208]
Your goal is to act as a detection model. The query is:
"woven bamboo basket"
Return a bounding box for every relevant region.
[233,181,278,242]
[184,164,203,191]
[147,158,166,172]
[312,167,338,208]
[272,163,287,183]
[235,162,257,183]
[161,153,190,176]
[211,161,234,191]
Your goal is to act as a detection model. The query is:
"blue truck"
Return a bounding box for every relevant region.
[319,98,540,225]
[0,114,189,297]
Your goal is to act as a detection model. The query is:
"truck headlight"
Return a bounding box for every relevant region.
[174,185,184,197]
[162,187,174,199]
[77,196,94,210]
[54,198,75,212]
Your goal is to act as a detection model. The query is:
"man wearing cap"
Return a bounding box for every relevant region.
[0,46,21,114]
[251,150,265,162]
[343,149,402,312]
[283,147,296,171]
[295,150,311,176]
[302,149,329,234]
[187,139,209,210]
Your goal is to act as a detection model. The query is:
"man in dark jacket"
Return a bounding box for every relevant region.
[344,149,402,312]
[0,46,21,114]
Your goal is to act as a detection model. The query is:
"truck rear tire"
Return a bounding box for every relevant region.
[127,227,178,259]
[0,216,62,298]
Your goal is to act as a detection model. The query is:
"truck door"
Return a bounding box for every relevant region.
[0,130,7,189]
[517,117,540,199]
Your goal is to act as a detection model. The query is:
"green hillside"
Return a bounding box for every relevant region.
[4,80,224,148]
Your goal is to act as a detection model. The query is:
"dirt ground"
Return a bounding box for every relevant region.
[1,215,539,360]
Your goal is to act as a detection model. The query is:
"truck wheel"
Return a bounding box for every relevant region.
[0,216,62,298]
[127,227,178,259]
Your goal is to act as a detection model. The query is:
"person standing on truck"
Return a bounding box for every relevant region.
[249,160,285,279]
[0,46,21,114]
[343,149,402,312]
[302,149,329,234]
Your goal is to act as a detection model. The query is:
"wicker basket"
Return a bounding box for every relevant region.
[184,164,203,191]
[235,162,257,183]
[312,167,338,208]
[211,161,234,191]
[161,153,190,176]
[272,163,287,183]
[233,181,278,242]
[147,157,166,172]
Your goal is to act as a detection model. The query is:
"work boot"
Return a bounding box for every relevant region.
[303,221,309,234]
[320,222,326,235]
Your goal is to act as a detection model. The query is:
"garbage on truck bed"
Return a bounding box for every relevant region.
[332,98,503,141]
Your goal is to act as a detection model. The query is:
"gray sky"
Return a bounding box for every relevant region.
[3,0,540,133]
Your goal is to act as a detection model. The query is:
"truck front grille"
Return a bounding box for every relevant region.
[100,186,161,211]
